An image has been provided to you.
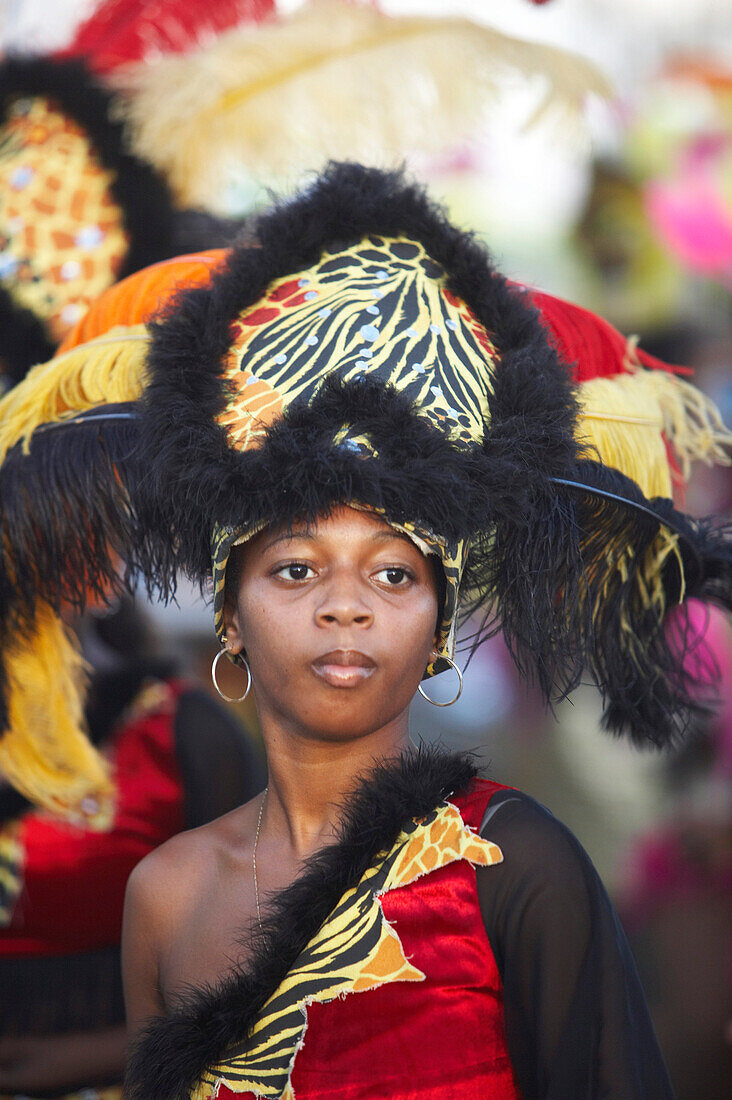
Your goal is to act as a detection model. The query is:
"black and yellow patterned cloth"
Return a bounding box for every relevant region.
[212,236,495,676]
[0,820,23,927]
[191,800,502,1100]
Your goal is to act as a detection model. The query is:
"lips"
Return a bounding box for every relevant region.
[311,649,376,689]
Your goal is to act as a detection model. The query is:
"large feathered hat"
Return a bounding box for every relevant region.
[1,163,730,818]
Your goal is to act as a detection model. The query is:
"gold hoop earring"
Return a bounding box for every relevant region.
[212,648,252,702]
[417,655,463,707]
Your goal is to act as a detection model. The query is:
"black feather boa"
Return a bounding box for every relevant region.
[124,746,479,1100]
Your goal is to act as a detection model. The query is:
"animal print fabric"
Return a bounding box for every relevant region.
[218,236,497,452]
[0,821,23,927]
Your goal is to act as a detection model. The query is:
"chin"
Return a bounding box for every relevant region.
[295,698,409,744]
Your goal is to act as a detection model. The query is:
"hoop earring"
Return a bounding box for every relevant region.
[212,648,252,702]
[417,655,463,707]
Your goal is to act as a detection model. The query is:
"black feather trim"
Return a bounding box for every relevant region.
[0,407,171,735]
[133,162,731,747]
[463,460,731,747]
[0,284,55,385]
[137,162,578,582]
[125,745,479,1100]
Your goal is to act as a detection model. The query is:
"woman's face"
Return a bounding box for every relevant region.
[223,506,440,743]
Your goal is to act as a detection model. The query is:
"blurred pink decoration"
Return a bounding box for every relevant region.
[672,599,732,778]
[645,135,732,284]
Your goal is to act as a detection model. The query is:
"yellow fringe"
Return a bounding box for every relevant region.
[115,0,611,208]
[0,325,150,462]
[0,604,114,827]
[574,364,725,628]
[577,365,732,498]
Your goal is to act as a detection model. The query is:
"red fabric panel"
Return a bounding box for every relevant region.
[217,779,522,1100]
[0,683,187,957]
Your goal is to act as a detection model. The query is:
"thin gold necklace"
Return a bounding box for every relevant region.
[252,787,268,929]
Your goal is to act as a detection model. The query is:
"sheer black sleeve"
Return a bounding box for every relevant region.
[173,689,267,829]
[475,790,675,1100]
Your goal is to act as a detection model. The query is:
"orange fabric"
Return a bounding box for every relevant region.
[57,250,228,352]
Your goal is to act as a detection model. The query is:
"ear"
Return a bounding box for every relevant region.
[222,598,245,656]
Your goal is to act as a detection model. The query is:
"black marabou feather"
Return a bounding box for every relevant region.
[0,285,56,385]
[124,746,479,1100]
[0,408,173,734]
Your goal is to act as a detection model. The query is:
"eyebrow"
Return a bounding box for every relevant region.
[262,527,414,552]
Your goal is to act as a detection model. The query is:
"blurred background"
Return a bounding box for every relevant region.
[1,0,730,1096]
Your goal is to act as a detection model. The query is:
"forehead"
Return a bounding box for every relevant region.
[254,505,420,551]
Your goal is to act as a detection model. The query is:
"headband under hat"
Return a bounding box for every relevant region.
[0,163,730,820]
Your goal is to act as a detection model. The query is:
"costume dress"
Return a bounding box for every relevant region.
[0,669,266,1099]
[126,750,674,1100]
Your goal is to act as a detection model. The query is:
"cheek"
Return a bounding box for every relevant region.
[238,591,280,658]
[380,589,439,672]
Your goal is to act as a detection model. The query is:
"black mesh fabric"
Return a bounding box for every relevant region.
[476,791,675,1099]
[173,689,267,830]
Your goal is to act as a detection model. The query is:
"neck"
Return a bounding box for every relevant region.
[259,711,411,859]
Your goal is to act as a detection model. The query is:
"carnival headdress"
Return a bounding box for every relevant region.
[0,164,730,819]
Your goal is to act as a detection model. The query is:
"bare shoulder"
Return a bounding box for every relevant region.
[125,797,262,928]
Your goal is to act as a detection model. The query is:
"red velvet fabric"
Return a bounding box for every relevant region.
[0,682,186,957]
[217,778,522,1100]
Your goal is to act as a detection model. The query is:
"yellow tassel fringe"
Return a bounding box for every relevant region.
[0,325,150,462]
[577,365,732,499]
[0,604,114,827]
[575,363,731,624]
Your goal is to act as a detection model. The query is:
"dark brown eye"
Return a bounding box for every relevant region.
[375,567,410,586]
[275,563,315,581]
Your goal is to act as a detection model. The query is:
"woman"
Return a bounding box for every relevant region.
[0,163,729,1098]
[123,504,676,1099]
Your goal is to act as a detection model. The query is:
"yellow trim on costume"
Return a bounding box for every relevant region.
[0,604,114,827]
[577,367,732,499]
[0,325,150,459]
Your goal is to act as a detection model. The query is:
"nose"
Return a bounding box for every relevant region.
[315,572,374,629]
